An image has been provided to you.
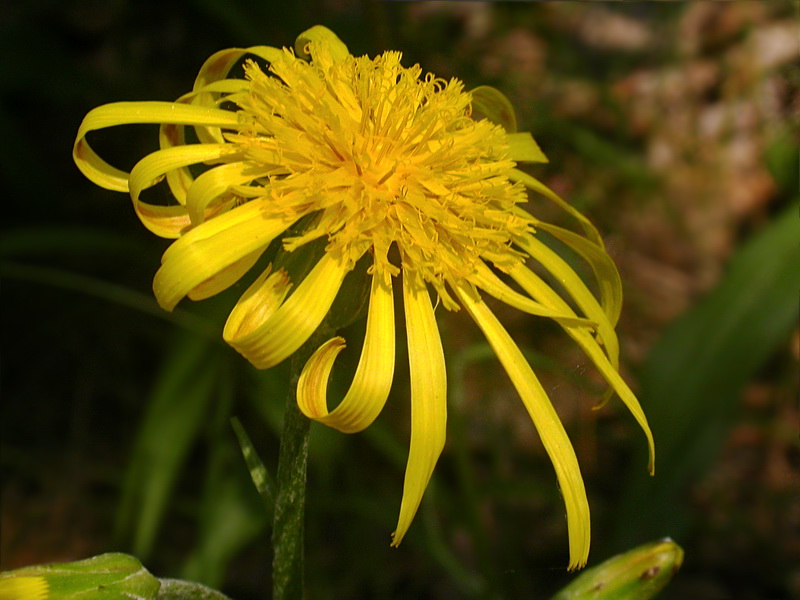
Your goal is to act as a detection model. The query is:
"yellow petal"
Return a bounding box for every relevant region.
[510,264,655,475]
[129,144,239,208]
[161,196,282,263]
[515,233,620,369]
[392,275,447,546]
[454,282,590,570]
[187,247,266,301]
[154,198,294,310]
[73,101,240,192]
[223,252,354,369]
[159,121,192,203]
[506,132,548,163]
[135,204,193,239]
[536,221,623,326]
[297,270,395,433]
[222,265,291,340]
[295,26,350,62]
[193,47,284,93]
[189,46,284,144]
[157,80,252,200]
[471,260,595,328]
[509,168,604,247]
[184,162,270,226]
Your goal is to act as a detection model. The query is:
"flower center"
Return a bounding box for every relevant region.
[229,41,533,305]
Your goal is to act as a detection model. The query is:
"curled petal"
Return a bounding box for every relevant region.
[193,46,285,94]
[222,265,292,344]
[129,144,239,207]
[73,102,240,193]
[469,85,518,133]
[128,144,242,238]
[185,162,270,226]
[509,168,604,247]
[510,263,655,475]
[158,80,252,201]
[471,261,595,328]
[392,276,447,546]
[189,45,285,144]
[297,270,395,433]
[296,26,350,62]
[159,121,192,204]
[224,252,355,369]
[187,248,266,301]
[454,282,590,570]
[535,221,623,326]
[135,204,193,239]
[0,576,48,600]
[154,199,294,310]
[516,233,619,369]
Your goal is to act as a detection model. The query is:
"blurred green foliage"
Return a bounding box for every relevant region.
[610,198,799,549]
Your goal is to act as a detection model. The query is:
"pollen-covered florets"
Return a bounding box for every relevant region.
[227,41,533,307]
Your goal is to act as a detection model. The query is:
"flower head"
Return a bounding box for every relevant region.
[74,26,653,569]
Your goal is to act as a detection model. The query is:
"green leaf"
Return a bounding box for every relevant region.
[0,553,160,600]
[764,130,799,194]
[549,539,683,600]
[611,201,800,550]
[116,332,221,558]
[181,419,270,588]
[231,417,276,516]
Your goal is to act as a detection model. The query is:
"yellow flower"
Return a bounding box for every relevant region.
[74,26,653,569]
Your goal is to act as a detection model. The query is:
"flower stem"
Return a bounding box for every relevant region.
[271,334,323,600]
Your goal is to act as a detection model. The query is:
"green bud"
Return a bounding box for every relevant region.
[549,538,684,600]
[0,553,160,600]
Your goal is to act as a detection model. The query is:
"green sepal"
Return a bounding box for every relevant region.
[549,539,683,600]
[0,553,160,600]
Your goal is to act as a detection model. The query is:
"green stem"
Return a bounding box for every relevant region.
[271,334,324,600]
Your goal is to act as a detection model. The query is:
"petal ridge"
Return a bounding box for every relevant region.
[391,276,447,546]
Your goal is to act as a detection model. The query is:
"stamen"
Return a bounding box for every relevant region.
[230,41,524,296]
